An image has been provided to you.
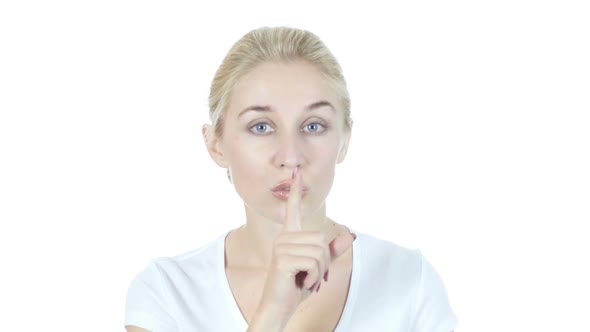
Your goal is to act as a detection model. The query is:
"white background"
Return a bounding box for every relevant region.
[1,1,589,331]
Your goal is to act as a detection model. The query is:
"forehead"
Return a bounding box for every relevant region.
[228,61,338,115]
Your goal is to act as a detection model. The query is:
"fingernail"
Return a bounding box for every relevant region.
[324,270,329,282]
[292,166,299,180]
[352,233,357,241]
[316,282,321,293]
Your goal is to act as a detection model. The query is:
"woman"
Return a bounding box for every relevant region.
[125,26,457,332]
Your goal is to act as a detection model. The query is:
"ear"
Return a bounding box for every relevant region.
[336,128,352,164]
[202,124,229,168]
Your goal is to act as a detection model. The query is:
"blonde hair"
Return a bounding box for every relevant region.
[207,26,353,139]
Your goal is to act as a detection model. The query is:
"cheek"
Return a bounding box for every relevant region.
[310,153,337,187]
[314,142,341,166]
[226,135,263,165]
[226,144,267,187]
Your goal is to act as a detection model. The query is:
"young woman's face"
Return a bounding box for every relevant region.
[215,60,350,223]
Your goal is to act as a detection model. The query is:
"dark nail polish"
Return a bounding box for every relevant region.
[316,282,321,293]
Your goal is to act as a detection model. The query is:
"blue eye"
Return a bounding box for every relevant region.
[249,121,328,136]
[249,123,274,135]
[304,122,327,135]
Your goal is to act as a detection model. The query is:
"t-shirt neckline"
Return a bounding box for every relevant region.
[216,227,361,331]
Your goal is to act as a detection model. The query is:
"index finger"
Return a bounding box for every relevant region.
[283,166,302,232]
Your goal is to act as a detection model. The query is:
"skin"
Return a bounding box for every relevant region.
[202,60,353,268]
[126,60,453,332]
[203,60,356,329]
[127,60,355,332]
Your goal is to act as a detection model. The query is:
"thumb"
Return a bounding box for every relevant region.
[329,233,357,260]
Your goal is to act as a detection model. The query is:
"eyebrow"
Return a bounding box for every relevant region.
[238,100,335,117]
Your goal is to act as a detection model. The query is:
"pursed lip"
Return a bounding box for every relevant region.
[271,179,309,192]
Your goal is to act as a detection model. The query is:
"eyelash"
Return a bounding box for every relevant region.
[249,121,329,136]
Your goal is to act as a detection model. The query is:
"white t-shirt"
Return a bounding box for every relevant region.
[125,229,457,331]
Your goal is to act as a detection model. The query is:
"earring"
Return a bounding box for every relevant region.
[227,169,232,183]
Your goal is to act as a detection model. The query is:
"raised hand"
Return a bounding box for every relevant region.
[252,166,356,330]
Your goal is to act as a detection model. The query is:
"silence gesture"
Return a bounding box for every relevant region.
[252,166,356,330]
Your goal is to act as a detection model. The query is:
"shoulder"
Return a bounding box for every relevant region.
[125,232,229,330]
[128,231,227,292]
[355,231,423,273]
[354,231,457,330]
[356,231,417,256]
[353,231,449,298]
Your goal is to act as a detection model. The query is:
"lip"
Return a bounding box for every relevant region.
[271,180,309,201]
[271,179,309,192]
[271,188,309,201]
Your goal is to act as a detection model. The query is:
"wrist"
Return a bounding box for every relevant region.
[247,302,289,332]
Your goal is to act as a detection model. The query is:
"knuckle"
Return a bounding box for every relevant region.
[274,243,288,254]
[302,256,313,270]
[312,256,321,275]
[324,245,331,261]
[274,253,288,266]
[313,246,324,260]
[315,232,326,243]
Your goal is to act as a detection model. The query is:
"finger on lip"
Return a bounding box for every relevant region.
[283,166,302,232]
[272,168,309,191]
[291,167,301,194]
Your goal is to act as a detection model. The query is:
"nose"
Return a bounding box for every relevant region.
[273,131,303,170]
